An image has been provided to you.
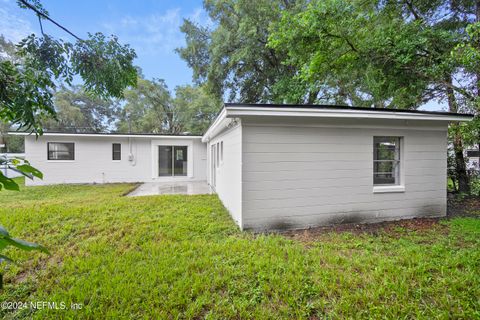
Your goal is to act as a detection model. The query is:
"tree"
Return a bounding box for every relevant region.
[268,0,478,193]
[117,77,177,133]
[173,85,221,134]
[177,0,311,103]
[0,122,24,153]
[42,85,118,133]
[1,1,136,136]
[117,78,220,135]
[0,0,138,287]
[1,0,137,188]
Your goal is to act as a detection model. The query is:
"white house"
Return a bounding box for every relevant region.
[13,104,472,231]
[18,133,207,185]
[202,104,472,230]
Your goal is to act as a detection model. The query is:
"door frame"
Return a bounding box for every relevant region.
[210,143,216,187]
[151,139,194,180]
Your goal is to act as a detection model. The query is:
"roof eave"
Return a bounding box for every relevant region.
[201,108,227,142]
[225,106,473,122]
[8,132,203,139]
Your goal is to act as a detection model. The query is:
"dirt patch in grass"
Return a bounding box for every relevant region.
[448,194,480,217]
[283,196,480,241]
[282,218,448,242]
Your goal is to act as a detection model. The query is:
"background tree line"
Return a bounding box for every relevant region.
[36,75,220,136]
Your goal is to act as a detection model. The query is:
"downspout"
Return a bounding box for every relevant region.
[128,137,136,166]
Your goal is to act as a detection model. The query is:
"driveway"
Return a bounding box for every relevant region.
[127,181,213,197]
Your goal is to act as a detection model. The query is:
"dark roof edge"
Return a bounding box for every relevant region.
[10,131,202,137]
[224,103,474,118]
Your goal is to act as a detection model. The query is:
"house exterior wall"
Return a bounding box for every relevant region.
[25,135,206,186]
[240,118,448,231]
[207,123,243,227]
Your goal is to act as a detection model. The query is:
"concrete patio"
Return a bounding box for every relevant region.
[127,181,213,197]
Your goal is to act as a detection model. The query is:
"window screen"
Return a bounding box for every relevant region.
[112,143,121,160]
[48,142,75,160]
[373,137,401,185]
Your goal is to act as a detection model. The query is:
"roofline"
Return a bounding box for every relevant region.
[202,107,226,143]
[201,103,473,142]
[8,132,203,139]
[225,103,475,118]
[226,105,473,121]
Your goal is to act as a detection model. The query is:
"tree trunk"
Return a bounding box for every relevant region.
[446,76,470,193]
[453,127,470,193]
[307,89,319,104]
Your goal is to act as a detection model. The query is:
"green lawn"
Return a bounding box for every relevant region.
[0,179,479,319]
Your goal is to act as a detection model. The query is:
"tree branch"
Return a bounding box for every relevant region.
[18,0,83,41]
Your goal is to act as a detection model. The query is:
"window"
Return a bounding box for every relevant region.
[48,142,74,160]
[112,143,121,160]
[158,146,188,176]
[220,141,223,163]
[467,150,480,157]
[373,137,401,185]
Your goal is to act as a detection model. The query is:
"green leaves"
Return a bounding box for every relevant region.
[266,0,479,109]
[1,237,49,254]
[0,59,56,133]
[0,155,43,190]
[0,159,47,289]
[0,172,20,191]
[71,33,137,99]
[1,2,138,134]
[15,32,138,103]
[117,77,220,135]
[15,164,43,179]
[0,226,10,237]
[0,224,49,288]
[177,0,306,103]
[0,224,49,273]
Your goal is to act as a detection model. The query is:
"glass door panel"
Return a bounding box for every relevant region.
[158,146,173,176]
[173,146,188,176]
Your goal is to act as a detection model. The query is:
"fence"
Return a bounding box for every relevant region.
[0,153,26,178]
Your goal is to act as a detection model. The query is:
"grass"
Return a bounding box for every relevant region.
[0,178,479,319]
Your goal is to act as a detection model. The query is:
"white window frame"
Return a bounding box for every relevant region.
[373,136,405,193]
[47,142,75,161]
[112,143,122,161]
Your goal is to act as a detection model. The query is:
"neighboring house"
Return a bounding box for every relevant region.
[466,149,480,171]
[12,104,472,231]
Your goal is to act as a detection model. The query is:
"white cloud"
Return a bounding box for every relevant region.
[187,7,214,28]
[103,8,183,56]
[102,7,211,57]
[0,0,35,43]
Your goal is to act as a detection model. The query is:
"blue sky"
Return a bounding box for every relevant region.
[0,0,208,90]
[0,0,444,111]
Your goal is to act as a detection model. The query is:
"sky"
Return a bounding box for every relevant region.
[0,0,209,90]
[0,0,444,111]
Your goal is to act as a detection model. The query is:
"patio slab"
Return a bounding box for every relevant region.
[127,181,213,197]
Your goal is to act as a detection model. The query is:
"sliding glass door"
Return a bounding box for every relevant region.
[159,146,188,177]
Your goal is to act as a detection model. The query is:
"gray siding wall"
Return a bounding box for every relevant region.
[241,120,448,231]
[208,124,243,227]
